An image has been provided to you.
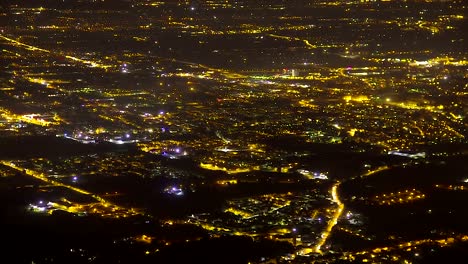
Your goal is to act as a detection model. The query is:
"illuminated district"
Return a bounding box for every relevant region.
[0,0,466,263]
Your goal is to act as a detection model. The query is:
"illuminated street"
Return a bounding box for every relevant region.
[314,183,345,253]
[0,160,141,218]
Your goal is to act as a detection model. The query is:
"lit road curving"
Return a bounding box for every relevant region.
[315,166,391,251]
[298,166,392,256]
[313,182,345,253]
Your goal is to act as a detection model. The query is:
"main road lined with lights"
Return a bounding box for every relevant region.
[313,183,345,253]
[0,160,141,217]
[297,165,393,256]
[0,34,112,69]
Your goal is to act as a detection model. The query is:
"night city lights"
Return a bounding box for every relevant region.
[0,0,466,263]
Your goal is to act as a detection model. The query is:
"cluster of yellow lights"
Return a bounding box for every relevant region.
[343,95,370,103]
[338,227,372,240]
[0,108,61,127]
[298,99,318,109]
[45,199,129,217]
[268,33,317,49]
[199,162,258,174]
[434,184,466,191]
[374,189,425,205]
[134,235,154,244]
[217,179,238,185]
[225,207,253,219]
[344,234,468,262]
